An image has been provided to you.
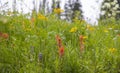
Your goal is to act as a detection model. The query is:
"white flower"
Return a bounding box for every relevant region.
[113,36,117,40]
[114,30,119,32]
[111,2,116,5]
[112,12,116,16]
[113,7,118,10]
[115,4,119,8]
[101,11,106,15]
[108,13,111,17]
[116,11,120,13]
[101,5,105,9]
[108,28,113,30]
[104,3,111,8]
[114,0,118,3]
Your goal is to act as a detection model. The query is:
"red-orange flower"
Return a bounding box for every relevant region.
[55,35,65,57]
[31,17,35,23]
[0,32,9,39]
[55,35,62,48]
[2,33,9,39]
[59,46,64,57]
[79,35,85,53]
[0,32,2,36]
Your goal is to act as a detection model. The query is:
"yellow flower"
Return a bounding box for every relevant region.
[54,8,64,14]
[25,28,31,31]
[83,36,88,39]
[109,48,117,53]
[104,29,109,33]
[38,13,47,21]
[87,25,95,31]
[70,27,77,33]
[87,24,90,29]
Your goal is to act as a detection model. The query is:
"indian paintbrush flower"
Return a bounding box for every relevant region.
[79,35,86,53]
[31,17,35,23]
[59,46,64,57]
[56,35,62,48]
[55,35,65,57]
[0,32,9,39]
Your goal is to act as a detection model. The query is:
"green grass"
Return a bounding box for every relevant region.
[0,13,120,73]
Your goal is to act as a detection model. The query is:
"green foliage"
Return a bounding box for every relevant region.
[0,15,11,33]
[0,13,120,73]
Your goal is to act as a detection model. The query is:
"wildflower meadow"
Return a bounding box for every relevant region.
[0,10,120,73]
[1,0,120,72]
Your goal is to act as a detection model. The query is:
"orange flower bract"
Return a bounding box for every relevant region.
[55,35,65,57]
[79,35,85,53]
[59,46,64,57]
[56,35,62,48]
[2,33,9,39]
[31,17,35,23]
[0,32,9,39]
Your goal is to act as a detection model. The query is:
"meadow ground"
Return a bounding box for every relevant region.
[0,13,120,73]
